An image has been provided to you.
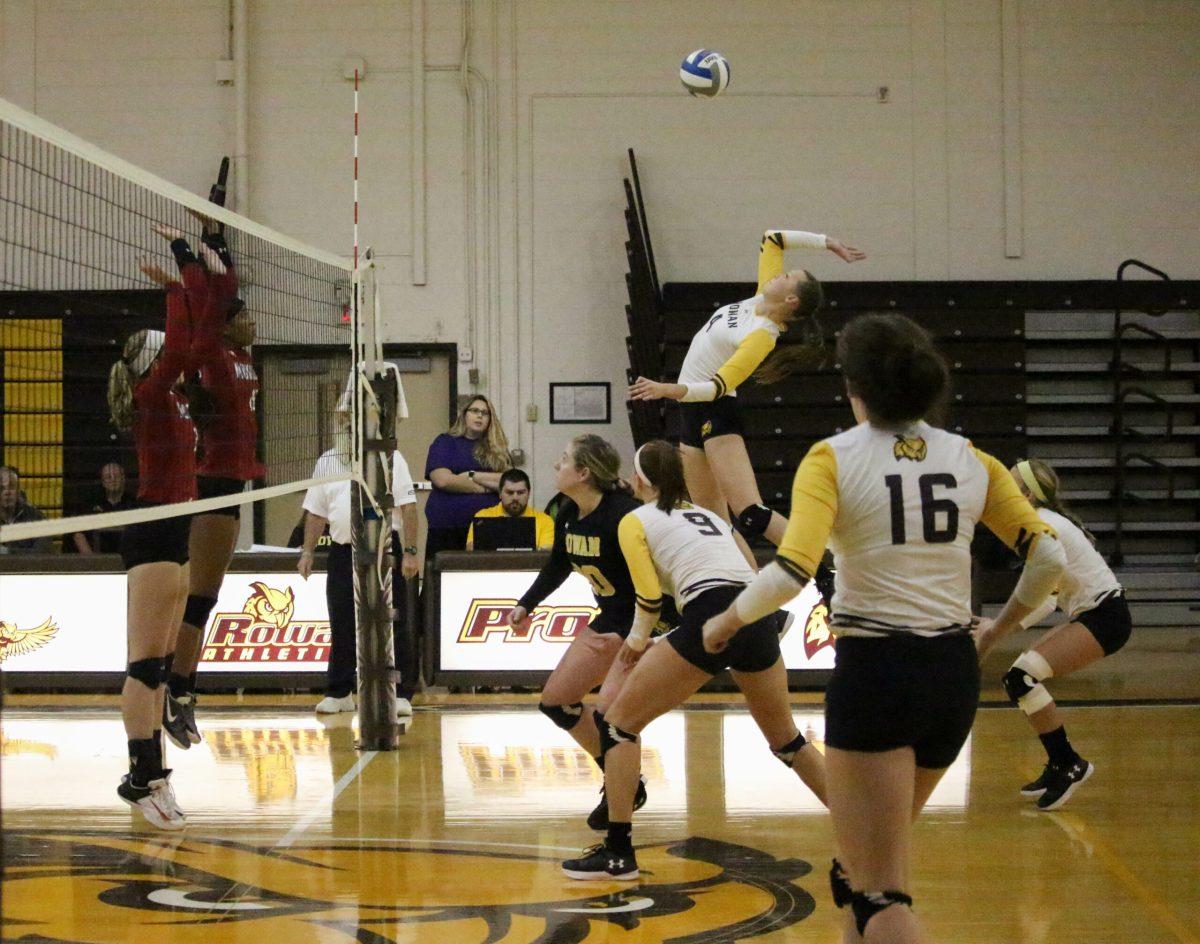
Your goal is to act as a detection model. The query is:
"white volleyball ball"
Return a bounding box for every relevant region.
[679,48,730,98]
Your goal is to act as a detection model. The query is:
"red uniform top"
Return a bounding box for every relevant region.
[134,267,199,505]
[191,244,265,481]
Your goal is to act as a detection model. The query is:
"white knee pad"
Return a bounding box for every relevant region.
[1003,650,1055,715]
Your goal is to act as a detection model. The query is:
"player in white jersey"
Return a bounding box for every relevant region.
[629,228,864,553]
[976,458,1132,811]
[702,314,1066,943]
[560,440,827,882]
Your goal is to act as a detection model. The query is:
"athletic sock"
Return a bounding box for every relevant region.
[606,821,633,855]
[128,738,161,786]
[1038,725,1078,767]
[168,673,190,698]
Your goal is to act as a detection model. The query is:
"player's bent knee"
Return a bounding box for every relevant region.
[851,890,913,935]
[770,731,808,767]
[829,858,852,909]
[539,701,586,732]
[182,594,218,631]
[126,657,163,690]
[733,503,773,539]
[1002,651,1054,715]
[595,711,640,760]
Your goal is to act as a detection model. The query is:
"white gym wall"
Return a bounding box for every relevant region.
[2,0,1197,497]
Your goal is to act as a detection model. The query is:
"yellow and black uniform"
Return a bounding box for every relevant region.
[516,491,645,637]
[676,231,791,447]
[619,500,783,675]
[466,502,556,550]
[773,421,1058,767]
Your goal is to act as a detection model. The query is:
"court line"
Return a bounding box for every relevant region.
[295,836,582,854]
[275,751,378,850]
[1029,770,1199,944]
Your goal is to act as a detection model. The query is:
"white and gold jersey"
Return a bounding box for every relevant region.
[618,501,754,612]
[1037,507,1121,619]
[677,232,792,399]
[776,421,1056,637]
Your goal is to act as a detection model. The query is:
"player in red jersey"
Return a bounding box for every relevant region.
[106,223,207,829]
[163,216,264,749]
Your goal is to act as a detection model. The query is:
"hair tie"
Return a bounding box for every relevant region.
[1015,460,1048,503]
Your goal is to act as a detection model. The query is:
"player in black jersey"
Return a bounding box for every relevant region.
[509,435,656,828]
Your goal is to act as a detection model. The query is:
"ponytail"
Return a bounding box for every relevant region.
[754,273,828,385]
[569,434,623,494]
[108,360,136,433]
[635,440,689,512]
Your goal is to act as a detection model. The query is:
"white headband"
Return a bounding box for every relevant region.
[633,444,647,484]
[1015,460,1048,503]
[129,330,165,378]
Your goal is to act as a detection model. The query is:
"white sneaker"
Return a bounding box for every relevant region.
[315,694,356,714]
[118,772,187,831]
[395,697,413,719]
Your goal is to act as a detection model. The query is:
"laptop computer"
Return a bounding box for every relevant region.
[472,515,538,551]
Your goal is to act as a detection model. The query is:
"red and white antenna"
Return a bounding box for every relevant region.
[353,68,360,274]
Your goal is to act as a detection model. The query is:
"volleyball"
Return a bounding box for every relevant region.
[679,49,730,98]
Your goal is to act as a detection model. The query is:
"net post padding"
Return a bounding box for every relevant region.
[349,254,400,749]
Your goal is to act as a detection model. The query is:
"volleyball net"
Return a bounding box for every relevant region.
[0,95,357,548]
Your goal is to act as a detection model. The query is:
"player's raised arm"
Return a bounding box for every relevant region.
[756,229,865,295]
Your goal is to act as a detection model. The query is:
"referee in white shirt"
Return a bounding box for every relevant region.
[298,447,419,718]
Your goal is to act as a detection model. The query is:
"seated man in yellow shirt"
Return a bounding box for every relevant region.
[466,469,555,550]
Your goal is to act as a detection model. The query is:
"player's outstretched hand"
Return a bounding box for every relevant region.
[827,237,866,263]
[629,377,668,402]
[139,261,174,287]
[702,610,740,654]
[150,222,186,241]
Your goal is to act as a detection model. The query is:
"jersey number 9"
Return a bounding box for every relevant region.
[885,473,959,544]
[683,510,722,536]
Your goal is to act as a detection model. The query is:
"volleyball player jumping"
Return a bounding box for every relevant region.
[975,457,1132,810]
[701,314,1065,942]
[163,217,263,749]
[628,228,864,553]
[508,435,665,829]
[106,224,208,829]
[561,440,827,881]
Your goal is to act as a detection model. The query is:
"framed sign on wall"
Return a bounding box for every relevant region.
[549,382,610,424]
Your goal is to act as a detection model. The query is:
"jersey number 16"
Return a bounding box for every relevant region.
[884,473,959,544]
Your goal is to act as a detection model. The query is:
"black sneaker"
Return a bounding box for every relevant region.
[561,842,639,881]
[1037,758,1094,811]
[163,692,192,750]
[179,694,201,745]
[586,777,648,831]
[1020,764,1054,798]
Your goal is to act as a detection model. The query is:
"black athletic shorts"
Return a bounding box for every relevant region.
[665,584,782,676]
[825,632,980,770]
[120,503,192,569]
[196,475,246,520]
[1075,591,1132,656]
[678,396,744,448]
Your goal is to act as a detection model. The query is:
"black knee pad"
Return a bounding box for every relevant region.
[1001,664,1034,705]
[829,858,852,909]
[851,890,913,935]
[733,503,773,540]
[160,655,174,682]
[771,731,808,767]
[595,711,639,759]
[127,657,163,691]
[183,594,218,630]
[538,701,585,732]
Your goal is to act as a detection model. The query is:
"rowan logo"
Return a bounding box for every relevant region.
[0,617,58,664]
[893,434,927,461]
[202,583,329,664]
[0,832,816,942]
[802,601,833,660]
[458,599,599,643]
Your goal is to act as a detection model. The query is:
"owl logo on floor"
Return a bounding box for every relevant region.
[893,434,927,462]
[242,583,295,628]
[0,617,58,664]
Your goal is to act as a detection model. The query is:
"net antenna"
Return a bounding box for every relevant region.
[348,70,403,749]
[0,95,352,545]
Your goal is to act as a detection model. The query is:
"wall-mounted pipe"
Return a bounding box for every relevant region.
[232,0,249,213]
[411,0,427,285]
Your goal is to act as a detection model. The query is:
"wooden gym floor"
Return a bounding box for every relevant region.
[2,684,1198,943]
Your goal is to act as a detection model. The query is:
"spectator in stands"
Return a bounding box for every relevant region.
[423,395,510,559]
[0,466,52,554]
[73,461,134,554]
[466,468,555,549]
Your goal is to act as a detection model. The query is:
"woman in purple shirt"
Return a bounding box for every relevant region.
[424,395,512,558]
